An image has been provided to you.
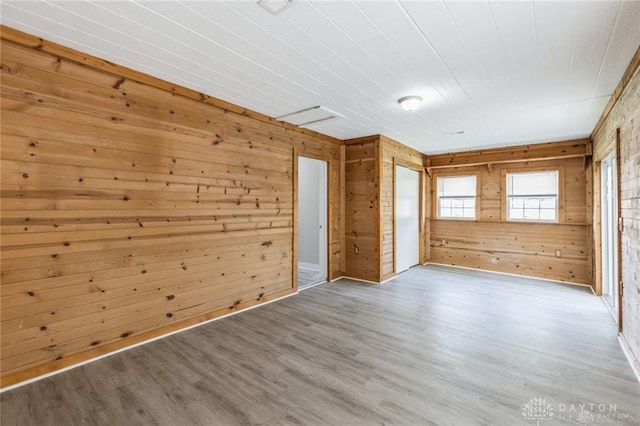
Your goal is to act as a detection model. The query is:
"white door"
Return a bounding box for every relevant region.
[601,155,618,320]
[395,165,420,273]
[317,160,328,278]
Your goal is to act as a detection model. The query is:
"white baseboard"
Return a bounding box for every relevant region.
[298,280,327,291]
[298,262,320,272]
[619,334,640,383]
[339,275,396,285]
[423,262,595,294]
[0,291,298,393]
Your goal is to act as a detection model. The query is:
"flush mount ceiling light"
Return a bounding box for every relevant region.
[398,95,423,111]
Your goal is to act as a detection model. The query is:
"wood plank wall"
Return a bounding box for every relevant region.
[427,140,593,285]
[591,46,640,375]
[3,24,633,388]
[344,137,379,282]
[343,135,425,282]
[379,136,425,280]
[0,30,343,386]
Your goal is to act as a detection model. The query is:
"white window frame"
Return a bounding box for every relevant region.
[505,170,560,223]
[436,174,479,220]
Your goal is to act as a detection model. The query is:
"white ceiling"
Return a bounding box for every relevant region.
[2,1,640,154]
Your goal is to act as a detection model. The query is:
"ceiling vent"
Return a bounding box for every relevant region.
[257,0,295,15]
[277,106,344,128]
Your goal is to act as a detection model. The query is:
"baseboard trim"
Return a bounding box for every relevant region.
[298,280,327,291]
[618,334,640,384]
[339,275,396,285]
[423,262,595,294]
[0,289,297,393]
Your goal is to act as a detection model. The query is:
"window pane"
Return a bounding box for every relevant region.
[507,171,559,222]
[438,175,477,219]
[510,208,524,219]
[539,209,557,220]
[508,171,558,196]
[510,198,523,209]
[464,198,476,219]
[540,198,556,208]
[438,175,476,197]
[524,198,539,208]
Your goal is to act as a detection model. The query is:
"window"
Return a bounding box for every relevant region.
[506,170,558,221]
[437,175,477,219]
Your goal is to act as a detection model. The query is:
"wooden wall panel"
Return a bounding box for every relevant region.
[344,139,378,281]
[428,141,592,285]
[430,221,590,283]
[379,136,425,280]
[0,32,343,386]
[343,135,426,282]
[591,46,640,376]
[428,139,590,168]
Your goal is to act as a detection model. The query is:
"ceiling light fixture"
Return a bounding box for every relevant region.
[398,95,423,111]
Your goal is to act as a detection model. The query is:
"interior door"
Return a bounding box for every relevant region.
[395,165,420,273]
[317,159,328,280]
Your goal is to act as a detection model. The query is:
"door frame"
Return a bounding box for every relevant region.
[596,130,623,331]
[392,158,425,275]
[293,151,331,291]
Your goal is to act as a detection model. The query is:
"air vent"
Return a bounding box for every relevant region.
[277,106,344,128]
[257,0,295,15]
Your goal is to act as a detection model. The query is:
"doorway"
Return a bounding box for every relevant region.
[395,165,420,273]
[600,153,619,324]
[297,156,328,290]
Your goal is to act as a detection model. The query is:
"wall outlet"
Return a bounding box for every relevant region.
[354,245,359,254]
[555,250,561,258]
[442,239,447,246]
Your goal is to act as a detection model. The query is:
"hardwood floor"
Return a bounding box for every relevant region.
[297,267,326,290]
[2,264,639,425]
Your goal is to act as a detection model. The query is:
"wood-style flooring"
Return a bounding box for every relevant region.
[2,264,639,425]
[297,267,326,290]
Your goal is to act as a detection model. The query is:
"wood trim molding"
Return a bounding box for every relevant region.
[500,165,566,223]
[294,150,339,282]
[593,160,603,296]
[430,170,481,220]
[0,25,343,146]
[427,138,590,170]
[392,158,397,275]
[339,145,346,275]
[615,128,623,332]
[427,153,589,174]
[393,158,427,271]
[591,45,640,140]
[292,148,299,291]
[344,134,380,146]
[375,139,383,281]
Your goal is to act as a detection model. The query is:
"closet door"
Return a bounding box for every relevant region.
[395,165,420,273]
